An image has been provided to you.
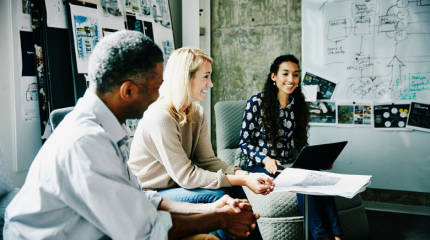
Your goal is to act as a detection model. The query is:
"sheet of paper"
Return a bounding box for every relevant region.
[97,0,126,31]
[273,168,372,199]
[45,0,68,29]
[302,85,318,101]
[70,4,100,73]
[18,0,33,32]
[21,77,40,123]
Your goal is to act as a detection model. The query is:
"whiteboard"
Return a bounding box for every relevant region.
[302,0,430,193]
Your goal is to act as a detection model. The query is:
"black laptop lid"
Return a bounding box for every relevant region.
[291,141,348,171]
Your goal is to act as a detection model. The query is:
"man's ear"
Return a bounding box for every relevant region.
[119,81,138,101]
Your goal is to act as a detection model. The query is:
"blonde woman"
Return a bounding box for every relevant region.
[128,47,273,240]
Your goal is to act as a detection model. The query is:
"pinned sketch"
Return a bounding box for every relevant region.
[70,5,100,73]
[125,0,143,14]
[307,101,337,126]
[97,0,126,30]
[406,102,430,133]
[124,0,174,63]
[337,101,372,127]
[151,0,171,28]
[45,0,68,29]
[160,39,174,65]
[303,0,430,102]
[373,103,410,130]
[302,72,337,100]
[18,0,32,31]
[21,77,40,123]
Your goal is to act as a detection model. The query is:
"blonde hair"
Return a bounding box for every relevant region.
[159,47,213,126]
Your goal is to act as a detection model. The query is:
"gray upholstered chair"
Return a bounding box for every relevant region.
[49,106,74,131]
[0,149,20,239]
[214,100,369,240]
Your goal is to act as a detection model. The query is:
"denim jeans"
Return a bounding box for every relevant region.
[157,186,262,240]
[248,165,343,240]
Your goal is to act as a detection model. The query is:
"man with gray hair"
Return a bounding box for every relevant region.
[4,30,258,240]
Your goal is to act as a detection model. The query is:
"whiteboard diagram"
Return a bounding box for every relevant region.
[307,0,430,102]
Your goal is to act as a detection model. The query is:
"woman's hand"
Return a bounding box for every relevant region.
[244,173,275,195]
[262,156,281,175]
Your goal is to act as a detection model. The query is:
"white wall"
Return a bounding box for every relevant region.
[0,0,28,188]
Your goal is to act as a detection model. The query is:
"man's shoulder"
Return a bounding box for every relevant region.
[48,115,112,152]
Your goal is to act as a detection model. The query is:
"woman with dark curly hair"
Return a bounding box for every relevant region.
[239,54,343,240]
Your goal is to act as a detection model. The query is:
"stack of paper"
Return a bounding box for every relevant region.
[273,168,371,199]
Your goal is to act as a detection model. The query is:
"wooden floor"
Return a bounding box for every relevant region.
[366,210,430,240]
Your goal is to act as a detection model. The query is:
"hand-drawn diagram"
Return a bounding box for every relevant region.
[293,172,341,187]
[373,103,410,128]
[319,0,430,101]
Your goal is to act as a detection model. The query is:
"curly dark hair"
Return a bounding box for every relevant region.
[261,55,310,151]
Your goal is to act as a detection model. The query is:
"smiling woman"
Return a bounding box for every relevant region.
[128,47,276,240]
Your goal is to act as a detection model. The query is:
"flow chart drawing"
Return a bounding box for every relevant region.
[317,0,430,102]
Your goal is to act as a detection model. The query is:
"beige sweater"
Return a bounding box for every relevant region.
[128,100,235,190]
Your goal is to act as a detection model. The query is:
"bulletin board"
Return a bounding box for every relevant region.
[67,0,175,98]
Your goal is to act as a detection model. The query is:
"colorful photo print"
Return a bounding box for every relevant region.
[374,103,410,128]
[307,101,336,125]
[125,0,141,14]
[406,102,430,132]
[73,15,99,61]
[302,72,337,100]
[152,0,171,28]
[99,0,124,17]
[337,105,354,124]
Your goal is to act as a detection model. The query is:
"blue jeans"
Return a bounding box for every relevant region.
[157,186,262,240]
[248,165,343,240]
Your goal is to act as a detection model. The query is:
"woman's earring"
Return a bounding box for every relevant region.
[273,81,276,86]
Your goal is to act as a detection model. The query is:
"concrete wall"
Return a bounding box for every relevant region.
[209,0,430,210]
[210,0,301,149]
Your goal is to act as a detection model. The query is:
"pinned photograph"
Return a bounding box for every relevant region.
[373,103,410,130]
[337,102,372,127]
[406,102,430,133]
[302,72,337,100]
[307,101,336,125]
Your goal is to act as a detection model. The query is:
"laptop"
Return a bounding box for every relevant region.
[278,141,348,171]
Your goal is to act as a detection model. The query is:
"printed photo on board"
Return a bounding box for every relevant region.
[373,103,410,129]
[302,72,337,100]
[307,101,336,125]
